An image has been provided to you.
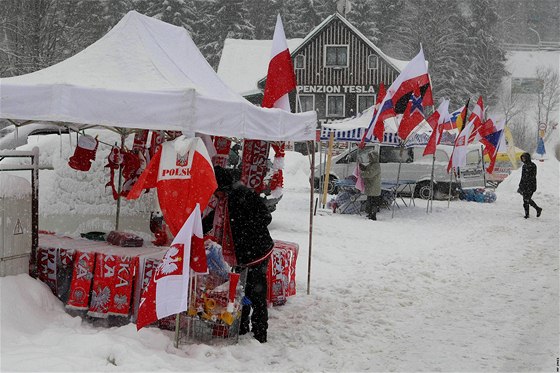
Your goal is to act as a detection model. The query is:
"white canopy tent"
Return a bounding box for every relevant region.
[0,11,316,141]
[319,106,432,147]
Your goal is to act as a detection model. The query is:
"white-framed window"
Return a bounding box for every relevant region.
[326,94,345,117]
[294,55,305,69]
[367,54,378,70]
[357,94,375,114]
[297,94,315,112]
[324,45,349,68]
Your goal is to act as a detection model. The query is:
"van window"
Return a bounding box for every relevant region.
[466,149,481,165]
[434,149,448,162]
[379,146,412,163]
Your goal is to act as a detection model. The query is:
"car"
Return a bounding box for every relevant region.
[313,143,485,199]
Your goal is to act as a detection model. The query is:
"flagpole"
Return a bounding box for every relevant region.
[321,132,335,208]
[307,140,315,295]
[427,153,436,213]
[447,168,454,208]
[392,142,404,218]
[480,145,487,187]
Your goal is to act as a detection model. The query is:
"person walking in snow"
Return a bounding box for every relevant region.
[212,166,274,343]
[360,149,382,220]
[518,152,542,219]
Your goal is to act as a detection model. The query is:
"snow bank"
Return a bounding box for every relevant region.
[0,174,31,198]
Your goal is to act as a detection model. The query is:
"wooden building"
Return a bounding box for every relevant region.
[218,12,408,127]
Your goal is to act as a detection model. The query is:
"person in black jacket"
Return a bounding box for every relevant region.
[518,152,542,219]
[213,166,274,343]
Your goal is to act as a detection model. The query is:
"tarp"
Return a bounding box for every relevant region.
[320,106,431,147]
[0,11,316,141]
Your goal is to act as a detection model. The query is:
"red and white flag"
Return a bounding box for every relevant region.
[423,99,450,156]
[262,14,296,110]
[127,136,217,236]
[136,204,206,331]
[359,81,387,148]
[468,96,485,143]
[363,47,433,144]
[260,14,297,198]
[447,119,475,172]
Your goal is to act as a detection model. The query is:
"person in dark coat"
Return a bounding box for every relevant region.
[518,152,542,219]
[213,166,274,343]
[360,150,382,220]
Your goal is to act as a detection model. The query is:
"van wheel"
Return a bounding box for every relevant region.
[414,181,435,200]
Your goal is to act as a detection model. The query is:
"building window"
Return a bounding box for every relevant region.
[324,45,348,68]
[326,94,345,117]
[297,94,315,112]
[367,54,378,70]
[294,55,305,69]
[357,94,375,114]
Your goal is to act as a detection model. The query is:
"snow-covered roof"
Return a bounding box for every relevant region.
[291,13,409,72]
[505,50,560,78]
[217,38,304,95]
[218,13,410,96]
[0,11,316,141]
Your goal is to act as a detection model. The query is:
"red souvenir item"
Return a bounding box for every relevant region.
[212,136,232,167]
[106,231,144,247]
[241,139,270,193]
[68,135,98,171]
[66,250,95,311]
[267,240,299,306]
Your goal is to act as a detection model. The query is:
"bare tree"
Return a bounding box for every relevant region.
[509,111,536,153]
[535,66,560,142]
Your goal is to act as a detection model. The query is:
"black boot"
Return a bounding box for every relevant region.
[524,203,530,219]
[536,207,542,217]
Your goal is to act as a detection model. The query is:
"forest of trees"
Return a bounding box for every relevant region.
[0,0,558,128]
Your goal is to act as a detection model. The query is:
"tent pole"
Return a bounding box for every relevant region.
[115,133,125,231]
[447,168,454,208]
[307,140,315,295]
[321,132,335,208]
[480,145,487,187]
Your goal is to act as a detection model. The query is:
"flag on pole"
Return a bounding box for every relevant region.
[468,96,485,143]
[423,99,450,156]
[447,119,475,172]
[136,204,206,331]
[479,118,505,174]
[261,14,296,110]
[260,14,297,198]
[361,47,433,144]
[398,94,426,141]
[359,82,387,147]
[455,99,470,133]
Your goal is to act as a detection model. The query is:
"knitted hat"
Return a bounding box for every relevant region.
[214,166,233,191]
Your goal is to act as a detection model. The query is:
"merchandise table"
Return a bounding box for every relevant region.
[35,234,298,323]
[36,234,168,321]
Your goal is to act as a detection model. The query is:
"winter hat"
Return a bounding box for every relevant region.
[214,166,233,191]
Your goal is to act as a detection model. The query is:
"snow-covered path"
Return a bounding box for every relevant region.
[1,152,558,372]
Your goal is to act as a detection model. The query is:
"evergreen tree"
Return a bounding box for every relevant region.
[282,0,319,38]
[466,0,507,105]
[244,0,279,39]
[346,0,380,42]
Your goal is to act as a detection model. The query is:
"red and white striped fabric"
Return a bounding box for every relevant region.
[136,204,206,330]
[262,15,297,198]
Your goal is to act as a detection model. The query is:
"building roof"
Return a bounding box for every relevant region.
[217,38,304,96]
[217,13,410,95]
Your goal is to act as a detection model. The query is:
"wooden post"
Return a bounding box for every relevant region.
[321,132,335,208]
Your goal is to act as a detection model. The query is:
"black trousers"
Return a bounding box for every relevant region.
[366,195,381,216]
[240,258,269,339]
[522,191,540,215]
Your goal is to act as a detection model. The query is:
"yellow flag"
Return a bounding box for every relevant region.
[504,126,519,170]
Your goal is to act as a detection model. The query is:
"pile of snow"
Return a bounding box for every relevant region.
[0,174,31,198]
[1,150,558,372]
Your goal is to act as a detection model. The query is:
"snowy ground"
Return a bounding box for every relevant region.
[1,150,559,372]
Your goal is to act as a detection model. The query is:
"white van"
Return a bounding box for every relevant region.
[314,144,485,199]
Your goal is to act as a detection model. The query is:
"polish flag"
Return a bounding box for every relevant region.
[261,14,297,198]
[136,204,206,331]
[261,14,296,110]
[423,99,450,156]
